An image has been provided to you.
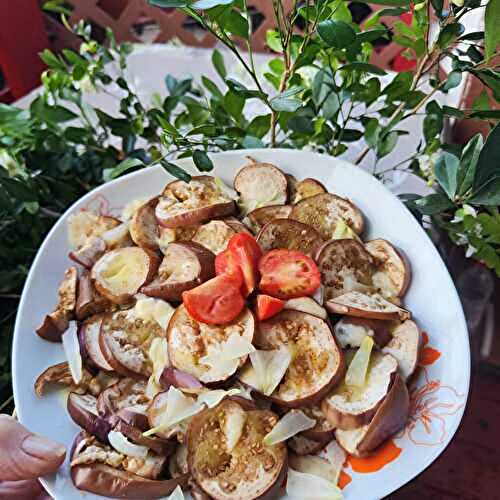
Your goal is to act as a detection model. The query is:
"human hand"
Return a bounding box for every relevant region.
[0,415,66,499]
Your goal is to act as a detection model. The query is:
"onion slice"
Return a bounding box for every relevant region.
[345,335,374,387]
[108,430,149,458]
[263,410,315,446]
[143,387,203,437]
[286,468,343,500]
[197,388,240,409]
[167,485,185,500]
[240,348,291,396]
[62,322,83,384]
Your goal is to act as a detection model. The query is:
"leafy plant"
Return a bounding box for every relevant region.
[408,123,500,275]
[0,0,498,408]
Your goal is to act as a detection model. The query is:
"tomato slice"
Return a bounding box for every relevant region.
[183,275,245,325]
[215,249,243,283]
[256,294,285,321]
[226,233,262,296]
[258,249,321,299]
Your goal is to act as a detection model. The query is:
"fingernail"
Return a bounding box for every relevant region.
[22,435,66,458]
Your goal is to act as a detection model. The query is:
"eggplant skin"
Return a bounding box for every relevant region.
[71,464,189,499]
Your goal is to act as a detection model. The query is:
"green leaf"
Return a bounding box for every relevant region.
[434,152,459,200]
[339,62,387,75]
[457,134,483,196]
[270,87,303,112]
[423,101,443,143]
[192,150,214,171]
[383,71,412,101]
[468,177,500,205]
[317,20,356,49]
[356,29,388,44]
[192,0,233,8]
[39,49,65,70]
[473,122,500,191]
[470,110,500,119]
[149,0,188,6]
[377,131,398,158]
[473,90,490,111]
[442,71,462,91]
[472,69,500,101]
[485,0,500,60]
[161,159,191,182]
[339,129,363,142]
[242,136,264,148]
[104,158,144,181]
[43,105,79,123]
[323,94,340,119]
[212,49,227,79]
[364,118,380,148]
[202,76,223,100]
[266,30,283,52]
[226,79,264,99]
[328,0,353,22]
[247,114,271,138]
[437,23,465,49]
[415,193,455,215]
[442,105,464,118]
[221,9,249,38]
[288,116,315,134]
[224,91,245,120]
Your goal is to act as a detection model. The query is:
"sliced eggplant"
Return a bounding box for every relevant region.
[156,176,235,228]
[187,399,287,500]
[70,236,107,268]
[300,404,336,441]
[34,361,94,397]
[283,297,327,320]
[159,367,205,391]
[292,178,327,204]
[79,316,114,372]
[70,431,188,498]
[129,197,160,251]
[382,320,422,380]
[288,434,330,456]
[334,317,393,349]
[315,239,375,301]
[113,419,176,456]
[222,216,253,235]
[256,219,323,256]
[92,247,160,305]
[365,239,411,298]
[335,374,409,456]
[326,291,411,321]
[68,212,121,249]
[99,309,165,378]
[97,378,150,430]
[290,193,364,240]
[67,392,113,443]
[76,270,111,320]
[241,310,344,408]
[322,352,398,430]
[234,162,288,212]
[247,205,292,232]
[142,241,215,301]
[192,220,237,254]
[167,305,255,384]
[36,267,78,342]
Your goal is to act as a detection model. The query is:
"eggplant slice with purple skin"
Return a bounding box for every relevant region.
[70,431,188,499]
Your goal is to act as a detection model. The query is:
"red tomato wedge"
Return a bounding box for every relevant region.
[215,249,243,283]
[220,233,262,296]
[258,249,321,299]
[256,294,285,321]
[182,275,245,325]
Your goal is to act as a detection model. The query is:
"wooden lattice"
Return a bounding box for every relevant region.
[42,0,414,71]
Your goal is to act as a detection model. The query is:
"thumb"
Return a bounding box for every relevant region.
[0,415,66,481]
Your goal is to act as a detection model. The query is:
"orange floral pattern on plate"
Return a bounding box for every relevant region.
[347,440,402,473]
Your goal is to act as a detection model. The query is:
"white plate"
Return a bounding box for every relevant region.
[13,149,470,500]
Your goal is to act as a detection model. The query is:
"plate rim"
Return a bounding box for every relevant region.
[12,148,471,499]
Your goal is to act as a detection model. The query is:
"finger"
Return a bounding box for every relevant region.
[0,415,66,481]
[0,478,50,500]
